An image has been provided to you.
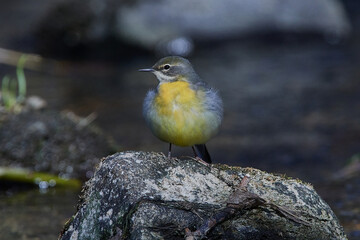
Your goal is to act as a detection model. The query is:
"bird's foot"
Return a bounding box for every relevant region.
[192,157,210,167]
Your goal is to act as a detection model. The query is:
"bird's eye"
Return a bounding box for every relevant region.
[163,64,170,70]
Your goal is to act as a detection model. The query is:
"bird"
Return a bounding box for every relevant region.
[139,56,223,164]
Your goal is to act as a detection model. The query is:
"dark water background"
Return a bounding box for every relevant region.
[0,0,359,239]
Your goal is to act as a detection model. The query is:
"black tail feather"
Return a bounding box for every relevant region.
[194,144,212,163]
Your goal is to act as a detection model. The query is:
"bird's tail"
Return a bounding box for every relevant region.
[194,144,212,163]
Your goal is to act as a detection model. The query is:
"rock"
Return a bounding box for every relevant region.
[25,96,47,111]
[116,0,350,51]
[59,151,347,240]
[36,0,350,55]
[0,110,116,180]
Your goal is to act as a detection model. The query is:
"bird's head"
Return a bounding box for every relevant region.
[139,56,197,83]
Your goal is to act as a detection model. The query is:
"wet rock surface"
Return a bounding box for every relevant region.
[60,151,346,240]
[0,110,115,180]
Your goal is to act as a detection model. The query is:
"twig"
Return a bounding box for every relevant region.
[0,48,43,71]
[266,203,311,226]
[184,174,310,239]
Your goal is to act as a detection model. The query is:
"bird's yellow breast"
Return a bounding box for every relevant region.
[155,81,199,114]
[150,81,217,146]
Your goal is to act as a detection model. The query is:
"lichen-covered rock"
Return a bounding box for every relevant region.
[0,110,116,180]
[60,151,347,240]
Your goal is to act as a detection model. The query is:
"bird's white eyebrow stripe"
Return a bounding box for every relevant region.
[154,71,176,82]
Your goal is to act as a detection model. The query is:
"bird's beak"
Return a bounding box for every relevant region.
[138,68,154,72]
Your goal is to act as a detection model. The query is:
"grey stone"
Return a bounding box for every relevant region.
[59,151,347,240]
[36,0,350,54]
[116,0,350,50]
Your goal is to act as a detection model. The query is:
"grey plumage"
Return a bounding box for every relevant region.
[141,56,223,163]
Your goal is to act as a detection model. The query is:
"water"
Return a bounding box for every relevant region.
[0,188,79,239]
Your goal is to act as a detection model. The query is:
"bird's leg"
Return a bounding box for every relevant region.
[192,146,198,157]
[192,146,210,166]
[168,143,172,158]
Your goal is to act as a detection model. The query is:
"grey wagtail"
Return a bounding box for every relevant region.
[139,56,223,163]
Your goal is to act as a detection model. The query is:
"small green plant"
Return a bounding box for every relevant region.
[1,55,27,112]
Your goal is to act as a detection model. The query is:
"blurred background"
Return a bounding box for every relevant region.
[0,0,359,239]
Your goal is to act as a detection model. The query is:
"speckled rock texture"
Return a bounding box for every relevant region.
[59,151,347,240]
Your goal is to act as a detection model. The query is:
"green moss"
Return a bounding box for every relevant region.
[0,166,81,189]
